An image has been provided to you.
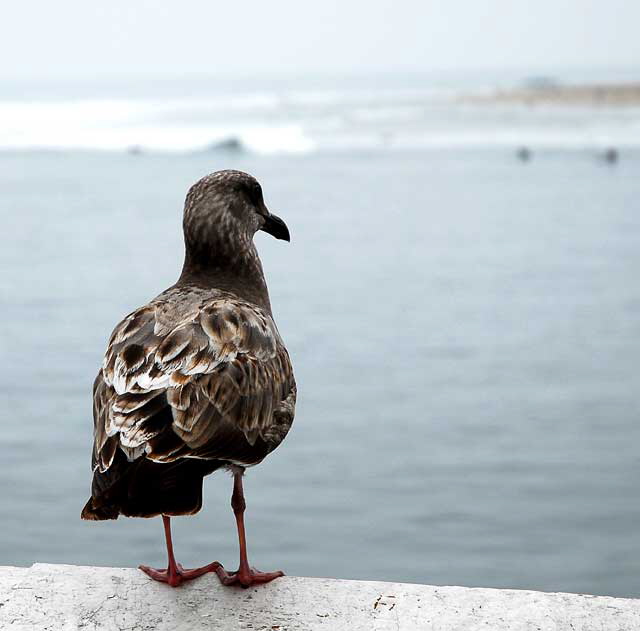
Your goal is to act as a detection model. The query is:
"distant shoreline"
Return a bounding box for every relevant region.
[462,82,640,107]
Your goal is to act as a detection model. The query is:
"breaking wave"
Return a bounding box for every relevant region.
[1,84,640,154]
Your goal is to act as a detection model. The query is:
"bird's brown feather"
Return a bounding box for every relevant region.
[83,170,296,521]
[84,288,296,519]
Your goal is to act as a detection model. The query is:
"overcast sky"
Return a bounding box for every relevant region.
[3,1,639,78]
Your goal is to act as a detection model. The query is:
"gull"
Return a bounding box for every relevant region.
[81,170,296,588]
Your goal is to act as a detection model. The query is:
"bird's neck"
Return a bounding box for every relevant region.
[177,240,272,312]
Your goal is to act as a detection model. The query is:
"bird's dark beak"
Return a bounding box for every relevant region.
[261,213,290,242]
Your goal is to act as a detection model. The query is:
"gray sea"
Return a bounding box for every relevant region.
[1,74,639,598]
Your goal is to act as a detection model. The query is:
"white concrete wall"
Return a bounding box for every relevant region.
[1,563,639,630]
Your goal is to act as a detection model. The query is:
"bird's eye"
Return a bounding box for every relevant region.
[247,182,263,207]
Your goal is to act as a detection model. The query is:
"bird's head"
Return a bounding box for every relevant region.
[183,170,290,258]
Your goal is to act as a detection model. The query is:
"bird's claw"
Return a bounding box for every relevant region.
[214,564,284,588]
[139,561,221,587]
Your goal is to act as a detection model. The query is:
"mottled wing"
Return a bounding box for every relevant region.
[92,297,296,473]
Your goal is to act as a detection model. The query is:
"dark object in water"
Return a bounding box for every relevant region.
[603,148,619,164]
[81,170,296,588]
[207,137,245,152]
[127,145,143,156]
[523,76,559,90]
[517,147,532,162]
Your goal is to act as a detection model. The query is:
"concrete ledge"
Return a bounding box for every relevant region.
[1,564,638,630]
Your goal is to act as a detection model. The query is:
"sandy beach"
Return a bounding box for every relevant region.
[463,81,640,107]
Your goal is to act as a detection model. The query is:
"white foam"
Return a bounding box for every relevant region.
[1,91,639,153]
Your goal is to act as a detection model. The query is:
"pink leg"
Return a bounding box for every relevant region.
[215,469,284,588]
[139,515,220,587]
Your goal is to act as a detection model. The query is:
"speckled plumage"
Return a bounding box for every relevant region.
[82,170,296,521]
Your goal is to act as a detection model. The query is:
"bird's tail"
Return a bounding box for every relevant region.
[81,497,120,521]
[80,450,225,520]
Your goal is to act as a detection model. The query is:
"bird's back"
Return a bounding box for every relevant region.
[82,283,296,520]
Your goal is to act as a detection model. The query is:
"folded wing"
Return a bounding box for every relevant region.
[92,295,296,474]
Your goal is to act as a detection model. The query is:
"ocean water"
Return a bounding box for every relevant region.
[1,75,640,598]
[2,70,640,153]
